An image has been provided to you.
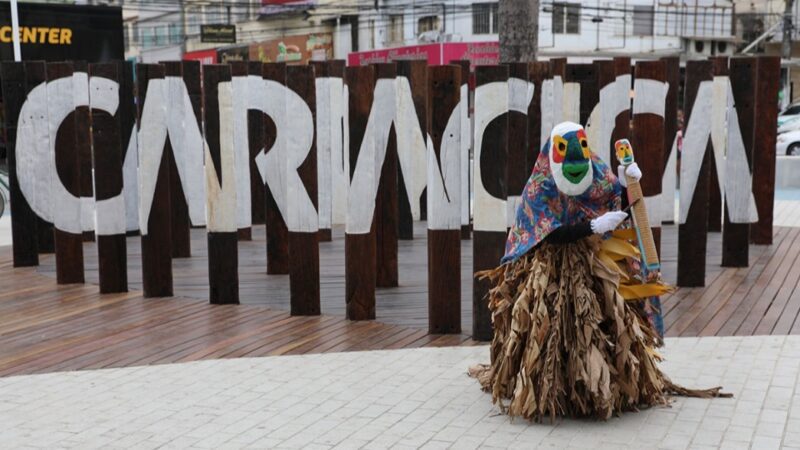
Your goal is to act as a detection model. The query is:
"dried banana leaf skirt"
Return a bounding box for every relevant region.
[469,236,729,421]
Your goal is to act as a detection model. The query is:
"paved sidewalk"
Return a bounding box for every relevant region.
[1,335,798,450]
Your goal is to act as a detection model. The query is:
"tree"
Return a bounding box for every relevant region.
[498,0,539,63]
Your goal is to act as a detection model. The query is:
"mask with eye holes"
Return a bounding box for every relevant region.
[548,121,594,196]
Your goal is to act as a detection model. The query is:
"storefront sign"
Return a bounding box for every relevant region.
[0,3,123,62]
[201,24,236,44]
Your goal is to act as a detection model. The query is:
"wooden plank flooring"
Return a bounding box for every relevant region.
[3,222,800,378]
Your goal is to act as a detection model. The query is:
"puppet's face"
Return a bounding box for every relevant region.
[615,139,634,165]
[549,124,593,196]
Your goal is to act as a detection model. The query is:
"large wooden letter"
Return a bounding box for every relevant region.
[48,62,85,284]
[137,63,172,297]
[506,62,530,229]
[750,56,780,245]
[248,61,267,227]
[89,62,128,293]
[472,65,508,341]
[345,65,377,320]
[286,65,320,315]
[427,65,462,334]
[263,63,289,274]
[231,61,253,241]
[203,64,239,304]
[23,61,54,254]
[678,61,713,287]
[1,62,39,266]
[722,58,756,267]
[631,60,667,252]
[395,59,428,240]
[374,63,399,288]
[162,61,191,257]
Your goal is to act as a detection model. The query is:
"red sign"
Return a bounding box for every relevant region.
[183,48,217,65]
[347,42,499,70]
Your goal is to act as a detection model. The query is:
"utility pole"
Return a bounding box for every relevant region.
[498,0,539,63]
[783,0,795,59]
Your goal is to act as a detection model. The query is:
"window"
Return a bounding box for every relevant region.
[388,15,404,44]
[552,3,580,35]
[418,15,440,34]
[186,9,201,36]
[141,27,155,48]
[633,5,654,36]
[169,23,182,44]
[155,25,168,46]
[472,3,499,34]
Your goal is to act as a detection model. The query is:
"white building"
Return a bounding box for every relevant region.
[345,0,737,59]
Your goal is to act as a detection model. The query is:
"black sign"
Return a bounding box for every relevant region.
[0,3,123,62]
[201,25,236,44]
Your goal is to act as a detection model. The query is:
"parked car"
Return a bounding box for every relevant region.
[779,103,800,127]
[777,130,800,156]
[778,116,800,134]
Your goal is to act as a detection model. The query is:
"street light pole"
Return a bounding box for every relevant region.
[783,0,795,59]
[10,0,21,61]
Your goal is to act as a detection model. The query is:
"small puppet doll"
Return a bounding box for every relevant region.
[469,122,729,421]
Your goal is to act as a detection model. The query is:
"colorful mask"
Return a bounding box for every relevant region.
[549,122,594,196]
[615,139,635,165]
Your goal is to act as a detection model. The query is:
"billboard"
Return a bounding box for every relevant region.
[0,3,123,62]
[348,41,499,70]
[249,33,332,64]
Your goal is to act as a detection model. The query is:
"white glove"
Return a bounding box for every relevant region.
[617,162,642,188]
[590,211,628,234]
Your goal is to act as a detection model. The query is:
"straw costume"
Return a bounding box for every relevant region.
[469,122,729,421]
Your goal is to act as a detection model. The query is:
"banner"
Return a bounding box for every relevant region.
[348,42,499,69]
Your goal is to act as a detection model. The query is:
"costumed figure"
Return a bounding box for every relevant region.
[469,122,729,421]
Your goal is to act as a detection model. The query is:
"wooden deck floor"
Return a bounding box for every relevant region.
[2,222,800,377]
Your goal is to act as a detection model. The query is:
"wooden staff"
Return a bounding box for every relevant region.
[263,62,289,274]
[631,60,666,253]
[615,139,659,271]
[137,63,173,297]
[47,62,85,283]
[751,56,780,245]
[722,58,756,268]
[395,59,428,240]
[119,60,140,236]
[231,61,253,241]
[472,65,508,341]
[162,61,191,257]
[450,60,471,240]
[248,61,267,227]
[677,60,712,287]
[23,61,54,254]
[427,64,461,334]
[662,56,680,225]
[374,63,399,288]
[506,62,529,231]
[1,62,39,267]
[285,65,321,315]
[89,62,128,293]
[345,65,377,320]
[203,64,239,304]
[72,61,94,242]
